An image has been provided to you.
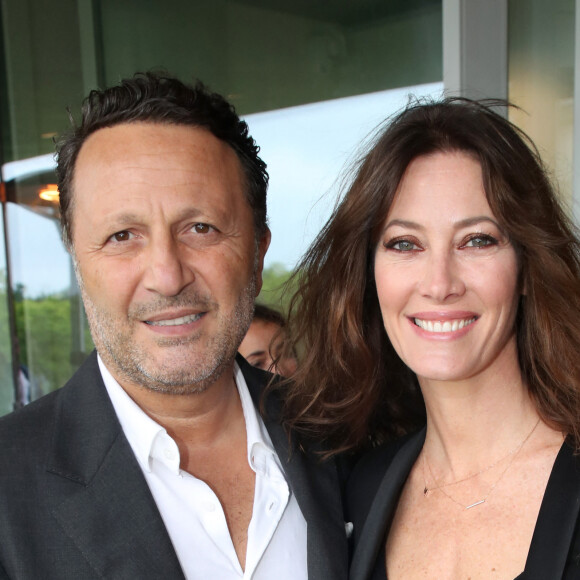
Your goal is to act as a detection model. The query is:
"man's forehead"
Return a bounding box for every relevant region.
[77,122,234,163]
[72,122,246,193]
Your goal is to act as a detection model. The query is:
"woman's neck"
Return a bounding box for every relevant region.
[419,359,541,479]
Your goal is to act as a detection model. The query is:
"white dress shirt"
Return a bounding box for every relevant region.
[98,356,307,580]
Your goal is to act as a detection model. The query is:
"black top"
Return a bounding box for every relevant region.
[368,544,525,580]
[346,428,580,580]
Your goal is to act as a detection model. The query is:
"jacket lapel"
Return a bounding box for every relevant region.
[521,441,580,579]
[350,429,425,580]
[240,356,349,580]
[350,434,580,580]
[47,352,185,579]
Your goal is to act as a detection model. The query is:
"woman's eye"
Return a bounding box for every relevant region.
[464,235,497,248]
[248,356,269,371]
[385,239,418,252]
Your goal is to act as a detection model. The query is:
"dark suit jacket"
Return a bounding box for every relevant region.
[0,351,348,579]
[347,429,580,580]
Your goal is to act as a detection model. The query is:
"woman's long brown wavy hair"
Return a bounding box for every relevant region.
[277,97,580,457]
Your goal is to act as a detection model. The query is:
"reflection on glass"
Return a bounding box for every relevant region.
[248,83,443,273]
[508,0,575,207]
[0,202,14,415]
[1,85,445,402]
[99,0,442,116]
[0,0,443,410]
[4,190,92,403]
[252,83,444,307]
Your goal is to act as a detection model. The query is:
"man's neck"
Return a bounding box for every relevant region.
[105,357,255,569]
[110,360,242,447]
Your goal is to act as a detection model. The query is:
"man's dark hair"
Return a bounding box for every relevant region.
[55,72,269,249]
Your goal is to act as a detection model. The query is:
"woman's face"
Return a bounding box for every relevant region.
[374,151,521,384]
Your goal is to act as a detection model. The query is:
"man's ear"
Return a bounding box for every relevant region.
[254,227,271,297]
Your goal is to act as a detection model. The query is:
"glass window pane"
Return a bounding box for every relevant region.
[99,0,442,114]
[508,0,575,207]
[2,161,93,402]
[0,0,443,402]
[98,0,443,306]
[0,0,83,163]
[0,201,14,414]
[246,83,443,289]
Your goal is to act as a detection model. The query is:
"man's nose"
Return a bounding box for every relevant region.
[418,252,466,301]
[142,234,195,297]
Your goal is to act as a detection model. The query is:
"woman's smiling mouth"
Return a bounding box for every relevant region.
[413,317,477,333]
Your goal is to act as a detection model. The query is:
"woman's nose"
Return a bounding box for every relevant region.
[418,252,466,301]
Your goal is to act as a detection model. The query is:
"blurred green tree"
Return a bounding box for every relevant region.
[257,262,296,314]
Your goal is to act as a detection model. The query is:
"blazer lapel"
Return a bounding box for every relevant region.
[350,429,425,580]
[348,433,580,580]
[521,441,580,579]
[240,356,349,580]
[47,352,185,579]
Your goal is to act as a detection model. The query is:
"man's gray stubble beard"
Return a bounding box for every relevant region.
[73,253,258,396]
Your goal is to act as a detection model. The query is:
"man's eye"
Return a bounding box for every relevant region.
[111,231,132,242]
[193,223,212,234]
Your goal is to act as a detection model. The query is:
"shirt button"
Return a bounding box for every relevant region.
[267,501,276,512]
[164,448,175,460]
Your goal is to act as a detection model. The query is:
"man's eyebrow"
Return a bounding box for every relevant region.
[106,208,206,225]
[107,213,142,225]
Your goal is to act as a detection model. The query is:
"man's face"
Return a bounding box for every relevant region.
[71,122,269,394]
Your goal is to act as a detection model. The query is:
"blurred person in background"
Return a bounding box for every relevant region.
[239,304,298,376]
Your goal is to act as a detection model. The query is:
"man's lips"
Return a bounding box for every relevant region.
[144,312,204,327]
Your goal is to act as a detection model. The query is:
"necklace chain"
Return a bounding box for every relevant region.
[422,418,540,510]
[423,436,522,492]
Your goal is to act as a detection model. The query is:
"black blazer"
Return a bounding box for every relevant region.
[0,351,348,579]
[347,429,580,580]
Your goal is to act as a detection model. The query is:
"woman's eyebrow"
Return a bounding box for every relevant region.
[382,219,424,232]
[454,216,501,229]
[382,215,500,233]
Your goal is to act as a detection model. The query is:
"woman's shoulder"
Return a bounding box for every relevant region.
[349,429,425,485]
[345,429,425,528]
